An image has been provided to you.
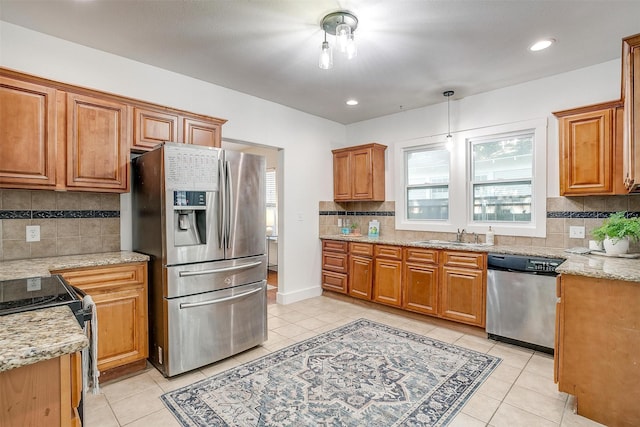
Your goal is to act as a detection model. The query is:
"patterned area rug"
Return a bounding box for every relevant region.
[162,319,501,427]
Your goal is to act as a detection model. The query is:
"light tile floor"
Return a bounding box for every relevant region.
[85,293,605,427]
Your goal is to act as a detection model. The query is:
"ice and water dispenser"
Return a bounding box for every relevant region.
[173,190,209,246]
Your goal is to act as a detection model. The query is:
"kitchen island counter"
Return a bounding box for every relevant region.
[0,306,88,372]
[320,235,640,282]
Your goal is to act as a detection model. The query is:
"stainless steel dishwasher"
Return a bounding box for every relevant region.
[486,253,563,354]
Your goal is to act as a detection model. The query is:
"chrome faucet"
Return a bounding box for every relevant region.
[456,228,466,242]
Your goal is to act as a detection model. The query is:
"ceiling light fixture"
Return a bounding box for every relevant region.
[319,11,358,70]
[529,38,555,51]
[346,99,358,106]
[444,90,454,150]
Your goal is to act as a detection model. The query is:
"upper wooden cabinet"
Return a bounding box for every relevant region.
[332,143,386,201]
[132,106,225,151]
[0,76,58,189]
[553,100,624,195]
[623,33,640,192]
[66,92,130,192]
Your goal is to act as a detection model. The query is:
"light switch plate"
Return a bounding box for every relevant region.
[26,225,40,242]
[569,226,585,239]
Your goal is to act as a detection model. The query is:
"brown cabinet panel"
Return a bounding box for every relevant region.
[623,33,640,192]
[350,242,374,257]
[374,244,403,260]
[349,255,373,300]
[332,143,386,201]
[403,261,438,315]
[0,76,58,188]
[56,263,148,380]
[405,247,438,264]
[321,270,348,293]
[66,93,130,192]
[443,251,485,269]
[373,258,402,307]
[183,117,223,147]
[440,266,485,326]
[322,252,348,273]
[323,240,348,253]
[133,107,179,150]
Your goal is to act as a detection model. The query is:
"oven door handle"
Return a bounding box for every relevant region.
[178,261,262,277]
[179,286,263,309]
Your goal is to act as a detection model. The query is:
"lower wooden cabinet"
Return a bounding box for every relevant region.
[321,240,349,294]
[0,352,81,427]
[440,251,486,327]
[403,248,439,316]
[373,245,403,307]
[55,262,149,381]
[349,242,373,300]
[555,274,640,426]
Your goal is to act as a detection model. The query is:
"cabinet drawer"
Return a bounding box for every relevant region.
[350,242,373,257]
[322,240,348,253]
[56,263,146,292]
[322,252,348,273]
[442,251,485,270]
[374,245,403,260]
[322,270,348,293]
[405,247,438,264]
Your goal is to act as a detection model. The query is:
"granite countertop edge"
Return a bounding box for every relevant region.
[320,235,640,283]
[0,250,150,281]
[0,306,89,373]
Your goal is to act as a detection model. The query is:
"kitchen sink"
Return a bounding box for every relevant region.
[412,239,492,247]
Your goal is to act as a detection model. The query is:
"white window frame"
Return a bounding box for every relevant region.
[395,118,547,237]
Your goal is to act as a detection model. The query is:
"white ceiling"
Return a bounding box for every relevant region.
[2,1,639,124]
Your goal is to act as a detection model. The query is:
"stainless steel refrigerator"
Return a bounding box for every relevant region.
[132,142,267,377]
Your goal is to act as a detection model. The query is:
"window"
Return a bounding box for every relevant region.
[406,145,450,220]
[395,119,547,237]
[470,132,533,222]
[266,169,277,235]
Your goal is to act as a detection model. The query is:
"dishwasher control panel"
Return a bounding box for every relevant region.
[487,253,564,274]
[526,259,561,272]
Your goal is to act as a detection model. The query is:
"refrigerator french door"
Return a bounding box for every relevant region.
[132,143,267,377]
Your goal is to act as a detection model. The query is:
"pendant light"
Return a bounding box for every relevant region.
[319,11,358,69]
[444,90,454,150]
[319,31,333,70]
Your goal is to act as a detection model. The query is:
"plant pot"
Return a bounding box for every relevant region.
[603,236,630,255]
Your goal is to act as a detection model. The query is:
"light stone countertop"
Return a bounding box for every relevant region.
[0,306,89,372]
[0,251,149,372]
[0,251,150,281]
[320,235,640,283]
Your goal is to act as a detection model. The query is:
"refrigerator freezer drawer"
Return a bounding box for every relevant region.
[165,255,266,298]
[164,280,267,377]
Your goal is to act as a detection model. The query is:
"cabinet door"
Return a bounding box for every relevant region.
[373,258,402,306]
[322,270,348,293]
[183,117,222,147]
[403,262,438,315]
[66,93,130,192]
[57,263,148,377]
[133,107,179,151]
[350,147,373,199]
[333,150,352,200]
[349,255,372,300]
[440,266,485,327]
[559,109,614,195]
[623,34,640,192]
[0,77,58,188]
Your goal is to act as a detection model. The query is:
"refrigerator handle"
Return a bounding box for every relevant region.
[179,286,263,309]
[225,160,232,249]
[178,261,263,277]
[217,158,225,249]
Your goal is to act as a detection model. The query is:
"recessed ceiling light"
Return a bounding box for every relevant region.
[529,38,555,52]
[346,99,358,106]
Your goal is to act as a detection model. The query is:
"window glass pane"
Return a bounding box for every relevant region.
[407,148,449,185]
[473,181,532,222]
[266,169,277,207]
[407,186,449,220]
[472,135,533,181]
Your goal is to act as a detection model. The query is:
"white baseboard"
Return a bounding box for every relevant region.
[276,285,322,305]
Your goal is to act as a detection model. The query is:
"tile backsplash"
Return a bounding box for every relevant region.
[319,195,640,250]
[0,189,120,261]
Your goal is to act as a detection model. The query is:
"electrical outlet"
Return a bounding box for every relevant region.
[569,226,585,239]
[26,225,40,242]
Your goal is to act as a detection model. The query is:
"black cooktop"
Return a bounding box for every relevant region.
[0,275,79,316]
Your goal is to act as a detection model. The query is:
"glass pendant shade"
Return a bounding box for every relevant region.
[335,22,351,53]
[346,33,357,59]
[319,40,333,69]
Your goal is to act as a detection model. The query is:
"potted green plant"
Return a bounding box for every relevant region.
[591,211,640,254]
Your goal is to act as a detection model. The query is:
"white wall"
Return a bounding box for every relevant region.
[346,60,622,199]
[1,22,344,303]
